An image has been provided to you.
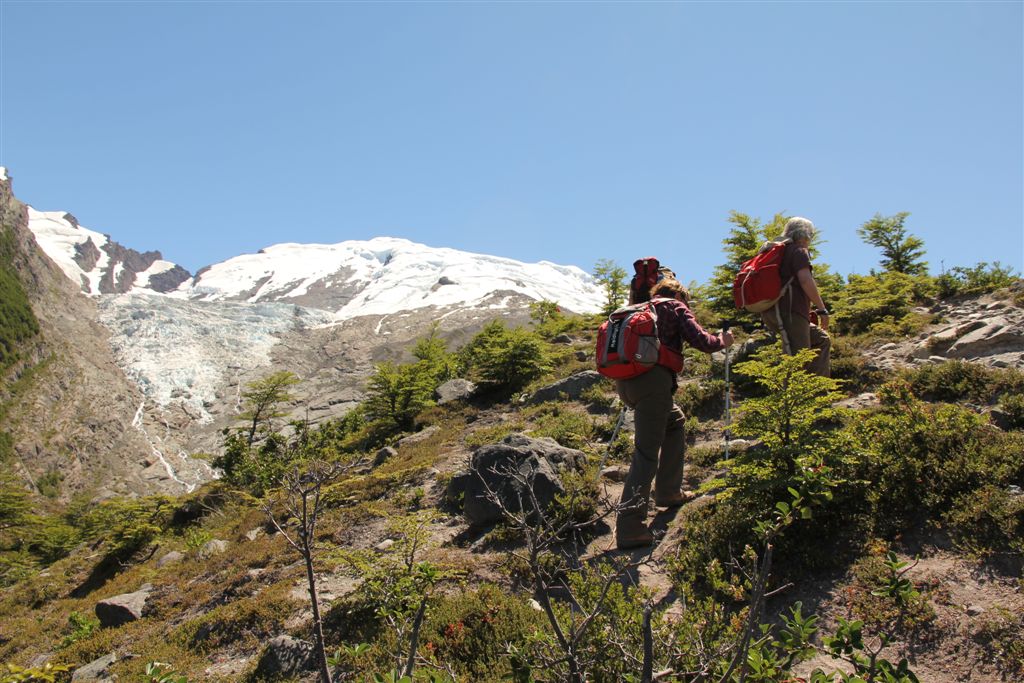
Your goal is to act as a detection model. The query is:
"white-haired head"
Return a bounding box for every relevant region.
[782,216,816,244]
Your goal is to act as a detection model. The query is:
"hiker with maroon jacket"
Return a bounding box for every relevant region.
[615,278,734,550]
[760,217,831,377]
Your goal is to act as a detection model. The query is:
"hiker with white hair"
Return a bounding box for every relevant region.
[760,216,831,377]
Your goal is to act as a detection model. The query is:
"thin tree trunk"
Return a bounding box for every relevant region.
[304,546,331,683]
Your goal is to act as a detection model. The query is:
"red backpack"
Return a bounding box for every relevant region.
[733,242,793,313]
[596,298,685,380]
[629,257,662,305]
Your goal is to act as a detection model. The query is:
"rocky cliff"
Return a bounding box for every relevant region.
[0,174,208,500]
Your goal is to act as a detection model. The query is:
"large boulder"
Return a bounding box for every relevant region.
[253,635,315,678]
[462,434,586,528]
[526,371,605,405]
[95,583,153,627]
[947,318,1024,359]
[436,378,477,405]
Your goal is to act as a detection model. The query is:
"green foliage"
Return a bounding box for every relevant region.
[998,393,1024,430]
[58,612,99,650]
[676,379,725,421]
[0,472,31,535]
[833,271,923,336]
[175,586,298,654]
[935,261,1020,298]
[238,370,299,447]
[904,360,1024,405]
[810,552,924,683]
[458,320,551,396]
[0,663,71,683]
[857,212,928,276]
[145,662,190,683]
[416,584,545,681]
[0,221,40,374]
[365,360,437,432]
[732,345,843,456]
[592,259,628,317]
[844,381,1024,551]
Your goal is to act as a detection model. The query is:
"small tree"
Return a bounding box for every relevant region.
[239,370,300,447]
[458,320,551,395]
[857,212,928,276]
[593,259,628,317]
[264,457,362,683]
[364,361,437,432]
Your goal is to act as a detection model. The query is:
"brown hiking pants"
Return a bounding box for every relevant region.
[614,366,686,538]
[762,304,831,378]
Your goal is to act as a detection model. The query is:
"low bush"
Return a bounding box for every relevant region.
[904,360,1024,404]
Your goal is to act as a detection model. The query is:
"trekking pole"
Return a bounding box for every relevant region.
[723,322,732,461]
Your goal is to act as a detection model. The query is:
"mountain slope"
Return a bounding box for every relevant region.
[0,172,206,499]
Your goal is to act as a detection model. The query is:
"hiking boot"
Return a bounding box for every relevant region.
[654,490,697,508]
[616,527,654,550]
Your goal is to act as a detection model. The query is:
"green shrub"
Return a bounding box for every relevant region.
[905,361,1024,404]
[833,271,920,336]
[998,393,1024,430]
[944,484,1024,557]
[844,382,1024,551]
[418,584,545,681]
[59,612,100,650]
[459,320,551,396]
[935,262,1020,298]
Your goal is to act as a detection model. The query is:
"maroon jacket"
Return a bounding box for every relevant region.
[652,298,727,356]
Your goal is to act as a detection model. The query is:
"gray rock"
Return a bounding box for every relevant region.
[95,583,153,627]
[947,322,1024,359]
[397,425,440,446]
[375,539,395,551]
[435,378,477,405]
[463,434,587,528]
[600,465,629,482]
[245,527,265,542]
[71,653,117,682]
[254,635,315,678]
[526,370,604,405]
[574,350,588,362]
[552,334,574,344]
[198,539,229,559]
[156,550,185,568]
[966,605,986,617]
[374,446,398,466]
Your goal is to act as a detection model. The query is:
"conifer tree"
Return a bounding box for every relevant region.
[592,259,628,317]
[857,212,928,276]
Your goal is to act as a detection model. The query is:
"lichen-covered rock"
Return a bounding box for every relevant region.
[526,371,604,405]
[463,434,586,528]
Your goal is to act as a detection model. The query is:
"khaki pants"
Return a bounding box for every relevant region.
[615,366,686,538]
[762,303,831,378]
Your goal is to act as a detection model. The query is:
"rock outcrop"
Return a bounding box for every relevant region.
[459,434,587,528]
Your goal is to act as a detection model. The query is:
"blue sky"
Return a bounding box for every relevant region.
[2,1,1021,287]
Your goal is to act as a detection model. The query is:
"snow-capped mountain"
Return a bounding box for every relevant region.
[27,211,604,320]
[176,237,602,320]
[28,208,191,295]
